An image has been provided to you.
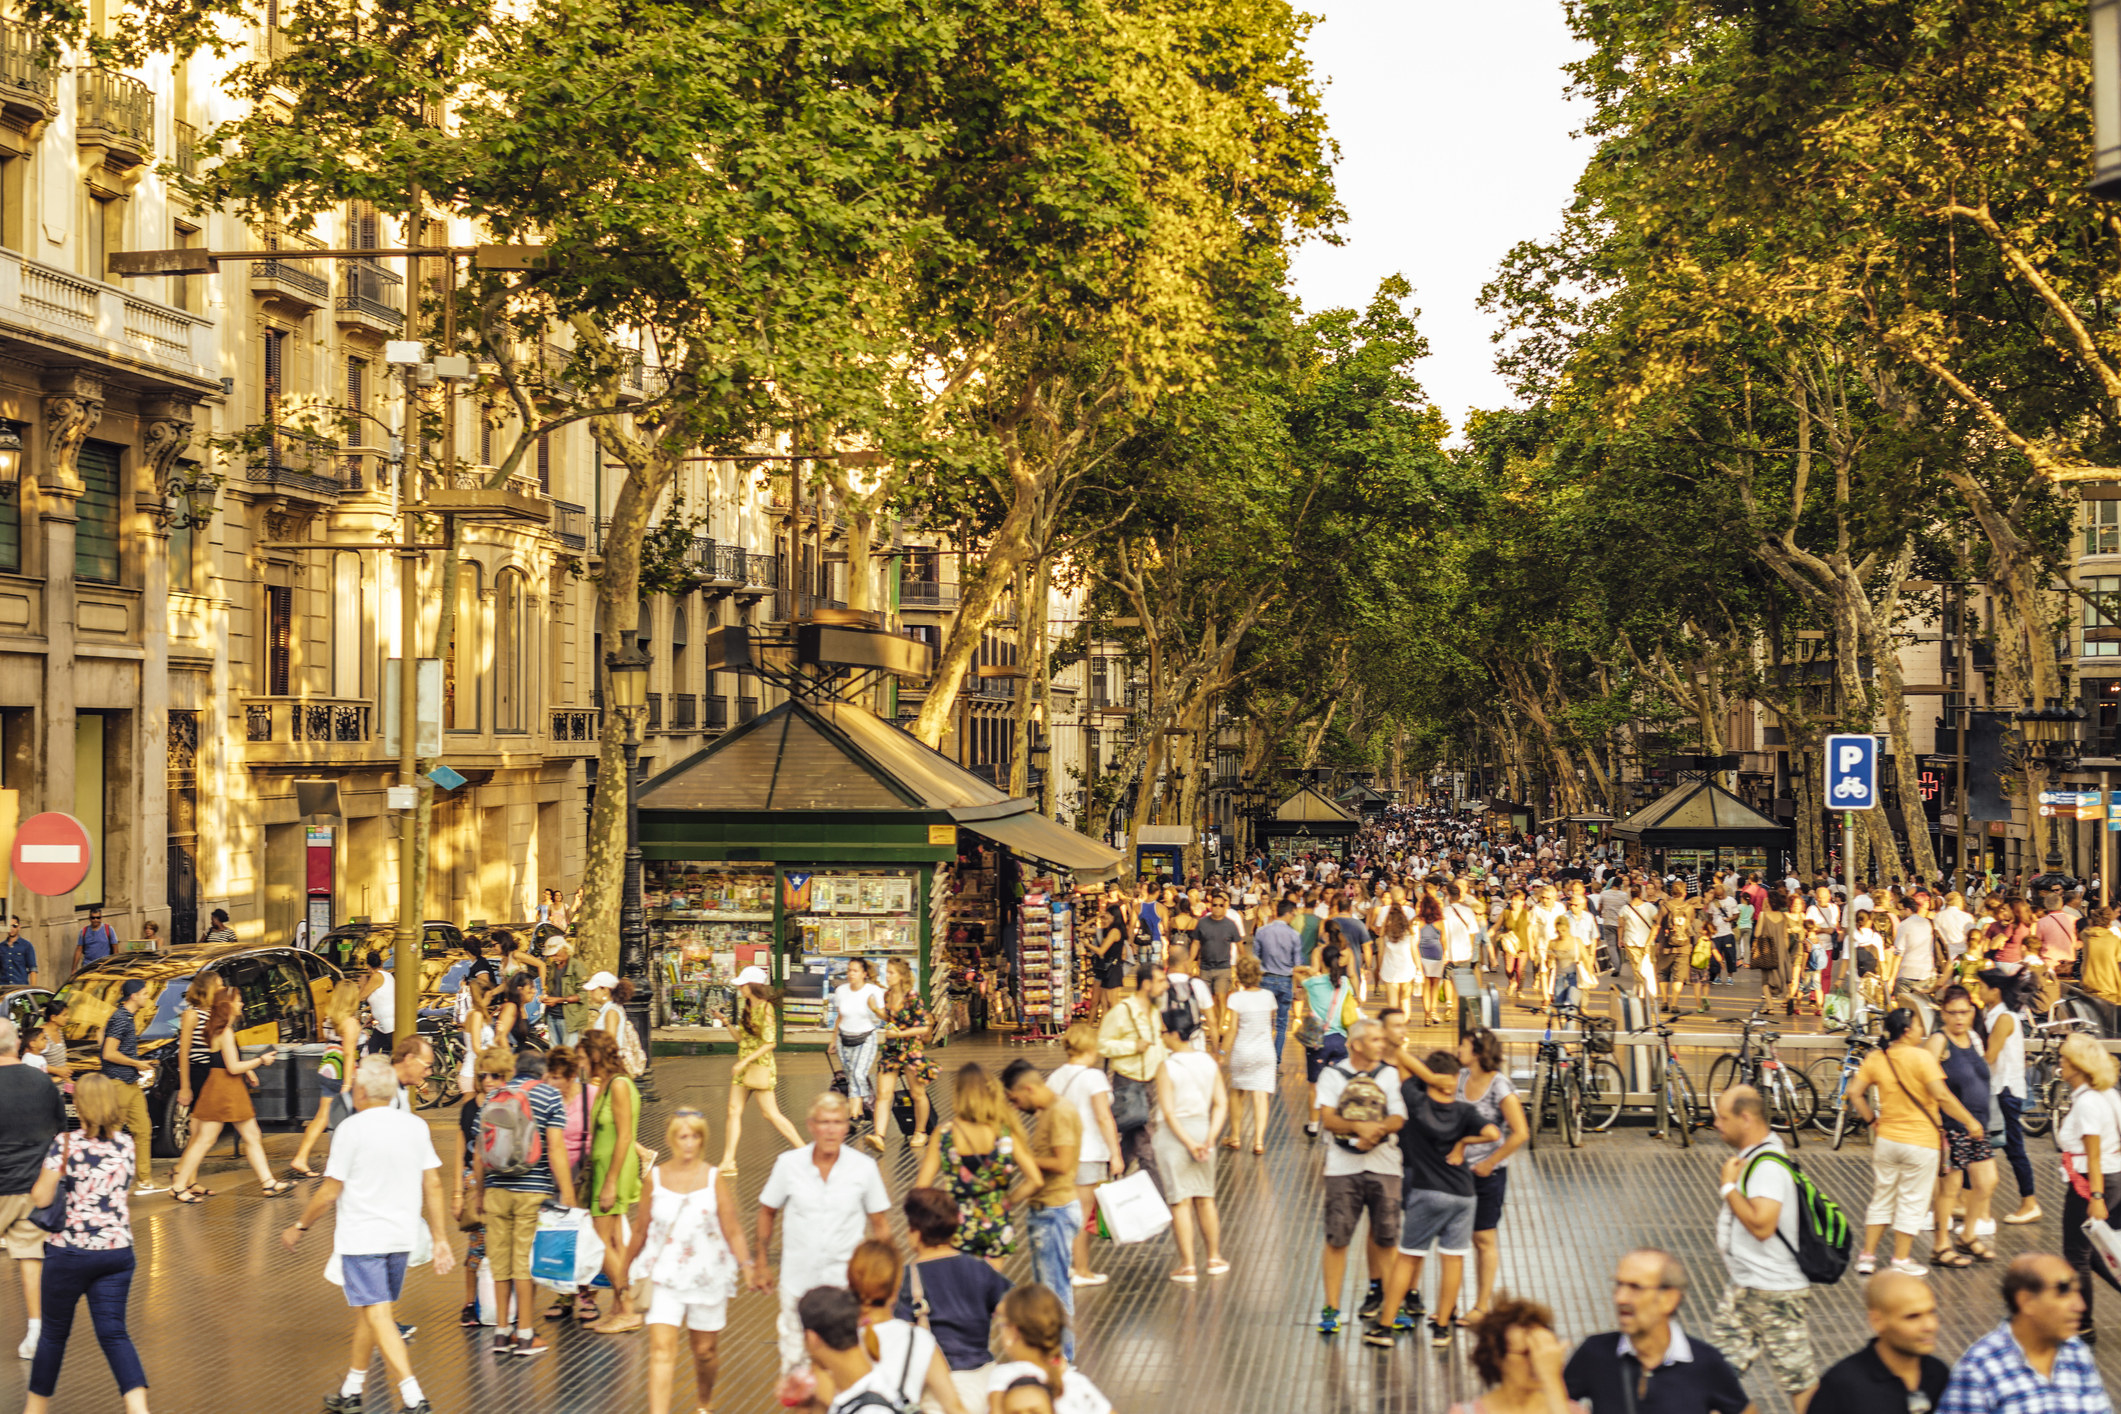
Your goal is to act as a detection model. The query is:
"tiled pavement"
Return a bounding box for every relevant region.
[4,983,2120,1413]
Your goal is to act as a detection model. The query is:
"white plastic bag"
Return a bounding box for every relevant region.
[475,1261,498,1325]
[2085,1218,2121,1284]
[531,1205,605,1290]
[1098,1168,1172,1244]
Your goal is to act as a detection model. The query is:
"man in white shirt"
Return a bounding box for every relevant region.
[1802,886,1842,999]
[283,1056,454,1414]
[1708,1085,1816,1409]
[1597,879,1630,967]
[1315,1018,1408,1335]
[363,950,396,1056]
[754,1092,892,1371]
[1933,891,1976,963]
[1893,895,1938,998]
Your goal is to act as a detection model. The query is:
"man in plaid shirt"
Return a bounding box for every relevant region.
[1941,1254,2111,1414]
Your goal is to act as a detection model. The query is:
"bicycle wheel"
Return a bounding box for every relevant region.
[1705,1051,1741,1100]
[2021,1058,2056,1137]
[1562,1069,1583,1148]
[1802,1058,1845,1135]
[2044,1072,2074,1144]
[1769,1069,1816,1146]
[1666,1059,1701,1146]
[1581,1058,1627,1132]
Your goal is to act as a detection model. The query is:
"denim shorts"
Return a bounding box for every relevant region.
[1398,1188,1477,1257]
[1472,1166,1509,1232]
[341,1251,409,1308]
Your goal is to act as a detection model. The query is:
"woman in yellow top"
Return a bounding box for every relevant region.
[1849,1006,1981,1276]
[2079,905,2121,1006]
[718,966,802,1175]
[1498,889,1534,1003]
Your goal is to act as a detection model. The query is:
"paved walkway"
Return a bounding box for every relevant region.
[2,991,2116,1413]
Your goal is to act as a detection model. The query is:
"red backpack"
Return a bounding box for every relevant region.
[478,1081,544,1178]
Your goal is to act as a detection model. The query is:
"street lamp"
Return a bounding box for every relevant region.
[0,423,24,499]
[605,641,654,1072]
[2008,697,2088,896]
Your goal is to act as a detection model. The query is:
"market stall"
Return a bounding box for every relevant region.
[1610,779,1791,882]
[1258,784,1361,865]
[637,695,1120,1049]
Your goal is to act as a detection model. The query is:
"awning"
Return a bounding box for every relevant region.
[957,808,1125,881]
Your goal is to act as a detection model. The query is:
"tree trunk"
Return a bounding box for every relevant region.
[1009,560,1032,797]
[912,464,1038,748]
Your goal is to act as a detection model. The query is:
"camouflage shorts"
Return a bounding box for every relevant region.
[1709,1284,1816,1393]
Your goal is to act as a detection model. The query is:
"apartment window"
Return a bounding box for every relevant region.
[348,200,381,250]
[346,356,368,418]
[0,489,19,574]
[479,405,494,467]
[87,196,118,283]
[495,570,523,731]
[169,223,198,311]
[263,328,286,421]
[671,604,688,698]
[2088,500,2121,557]
[74,442,121,583]
[266,584,293,695]
[448,563,482,730]
[332,553,362,697]
[2085,575,2121,658]
[536,433,550,491]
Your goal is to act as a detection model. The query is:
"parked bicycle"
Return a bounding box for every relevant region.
[1802,1019,1878,1149]
[1621,1016,1704,1146]
[2020,1015,2098,1140]
[1705,1005,1818,1143]
[1526,1005,1626,1149]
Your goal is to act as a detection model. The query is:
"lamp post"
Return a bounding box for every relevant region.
[2009,698,2088,896]
[605,642,654,1068]
[0,423,23,499]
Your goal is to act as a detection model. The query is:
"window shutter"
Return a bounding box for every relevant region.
[267,585,293,696]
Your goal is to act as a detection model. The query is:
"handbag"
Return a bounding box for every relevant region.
[28,1133,69,1233]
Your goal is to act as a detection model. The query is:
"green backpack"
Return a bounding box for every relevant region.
[1743,1149,1854,1284]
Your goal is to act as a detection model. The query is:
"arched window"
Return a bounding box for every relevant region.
[672,604,689,698]
[448,562,483,731]
[495,569,524,731]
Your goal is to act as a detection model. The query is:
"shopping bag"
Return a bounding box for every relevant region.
[531,1206,605,1286]
[1096,1168,1171,1244]
[475,1262,499,1325]
[2086,1219,2121,1284]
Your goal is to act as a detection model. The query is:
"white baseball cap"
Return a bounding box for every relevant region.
[735,965,769,988]
[586,970,619,990]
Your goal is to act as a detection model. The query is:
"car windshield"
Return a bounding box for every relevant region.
[57,976,192,1043]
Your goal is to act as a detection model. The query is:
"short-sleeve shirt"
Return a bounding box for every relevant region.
[1563,1326,1751,1414]
[1718,1137,1805,1291]
[831,983,887,1037]
[0,1064,66,1193]
[1810,1341,1949,1414]
[2060,1085,2121,1175]
[894,1252,1013,1370]
[1049,1063,1112,1165]
[1193,914,1242,970]
[42,1133,135,1250]
[99,1006,141,1081]
[1857,1044,1949,1149]
[758,1143,891,1295]
[327,1106,443,1256]
[1454,1070,1517,1170]
[1398,1086,1491,1197]
[482,1080,568,1195]
[1939,1322,2112,1414]
[1895,916,1938,980]
[1030,1099,1082,1208]
[1316,1062,1407,1178]
[77,925,117,963]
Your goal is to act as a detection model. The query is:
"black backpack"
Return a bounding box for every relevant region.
[1742,1150,1854,1285]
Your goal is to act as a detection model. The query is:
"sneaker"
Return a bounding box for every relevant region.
[1070,1270,1108,1287]
[512,1333,549,1357]
[492,1331,514,1355]
[133,1182,167,1196]
[459,1303,481,1328]
[396,1322,417,1344]
[406,1404,434,1414]
[16,1331,35,1361]
[322,1395,362,1414]
[1855,1254,1877,1276]
[1304,1122,1320,1141]
[1399,1292,1425,1324]
[1389,1309,1419,1334]
[1890,1258,1929,1277]
[1969,1219,1997,1239]
[1317,1305,1342,1335]
[1358,1280,1385,1322]
[1430,1319,1453,1348]
[1360,1321,1395,1348]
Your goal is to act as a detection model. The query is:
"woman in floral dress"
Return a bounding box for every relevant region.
[915,1063,1033,1267]
[870,956,938,1153]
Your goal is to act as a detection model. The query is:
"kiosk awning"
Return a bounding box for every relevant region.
[959,809,1124,881]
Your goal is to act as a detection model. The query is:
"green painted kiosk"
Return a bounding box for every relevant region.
[636,694,1120,1049]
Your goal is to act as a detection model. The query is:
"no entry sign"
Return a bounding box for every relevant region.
[12,812,92,896]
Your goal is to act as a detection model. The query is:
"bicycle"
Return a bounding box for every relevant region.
[1801,1020,1878,1149]
[415,1013,466,1110]
[1622,1017,1705,1146]
[2020,1015,2098,1140]
[1526,1005,1626,1149]
[1704,1006,1818,1144]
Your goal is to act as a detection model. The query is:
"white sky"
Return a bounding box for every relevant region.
[1287,0,1591,438]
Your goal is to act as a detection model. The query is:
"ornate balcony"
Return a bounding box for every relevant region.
[252,233,330,311]
[241,697,377,767]
[551,500,587,550]
[548,707,602,756]
[0,19,57,137]
[335,259,403,333]
[78,68,152,180]
[245,425,348,502]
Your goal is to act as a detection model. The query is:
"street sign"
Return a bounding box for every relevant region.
[427,764,467,791]
[11,812,92,896]
[1825,733,1878,811]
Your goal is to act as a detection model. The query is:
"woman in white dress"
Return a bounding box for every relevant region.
[621,1109,755,1414]
[1220,955,1278,1154]
[1152,1014,1229,1283]
[1375,890,1418,1016]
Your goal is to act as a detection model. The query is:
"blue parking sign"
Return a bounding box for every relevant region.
[1825,733,1878,811]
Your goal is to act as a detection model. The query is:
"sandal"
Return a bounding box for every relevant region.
[1169,1267,1198,1284]
[574,1295,601,1322]
[260,1179,297,1197]
[1456,1308,1487,1327]
[544,1300,571,1321]
[288,1163,320,1179]
[1205,1258,1230,1276]
[173,1188,210,1204]
[1252,1142,1265,1155]
[1963,1239,1999,1263]
[1931,1248,1974,1268]
[589,1314,644,1334]
[1220,1139,1240,1150]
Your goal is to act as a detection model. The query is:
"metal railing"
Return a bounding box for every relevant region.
[703,695,729,730]
[246,425,345,496]
[242,698,370,744]
[173,119,199,178]
[337,259,403,328]
[743,553,778,589]
[551,707,601,742]
[737,696,759,724]
[670,693,697,730]
[899,580,960,609]
[969,676,1017,701]
[0,20,56,109]
[79,67,151,147]
[684,536,716,573]
[646,693,662,730]
[552,500,587,550]
[254,256,329,299]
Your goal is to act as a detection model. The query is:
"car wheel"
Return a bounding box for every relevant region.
[155,1093,192,1159]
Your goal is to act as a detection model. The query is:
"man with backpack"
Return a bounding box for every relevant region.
[1711,1085,1825,1411]
[468,1051,577,1358]
[1314,1017,1406,1336]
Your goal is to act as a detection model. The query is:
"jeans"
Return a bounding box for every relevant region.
[1998,1091,2037,1199]
[1029,1202,1083,1359]
[546,1014,570,1048]
[1261,974,1293,1061]
[30,1244,145,1397]
[1553,965,1581,1010]
[1711,936,1738,980]
[2064,1183,2121,1323]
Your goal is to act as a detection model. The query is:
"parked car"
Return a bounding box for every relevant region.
[3,984,53,1045]
[56,942,344,1156]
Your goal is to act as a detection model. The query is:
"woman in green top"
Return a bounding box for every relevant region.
[580,1027,645,1333]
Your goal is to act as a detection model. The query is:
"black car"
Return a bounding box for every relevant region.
[57,942,344,1156]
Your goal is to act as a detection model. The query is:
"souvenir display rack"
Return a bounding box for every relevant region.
[1011,886,1076,1039]
[785,867,922,1035]
[644,862,775,1028]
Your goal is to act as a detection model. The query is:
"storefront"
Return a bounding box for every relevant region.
[1259,785,1360,864]
[638,696,1119,1049]
[1611,779,1791,882]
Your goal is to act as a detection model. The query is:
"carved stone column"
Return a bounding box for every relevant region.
[36,372,100,944]
[135,394,194,939]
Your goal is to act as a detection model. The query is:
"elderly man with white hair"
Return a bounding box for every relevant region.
[751,1090,891,1371]
[283,1055,455,1414]
[0,1017,64,1359]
